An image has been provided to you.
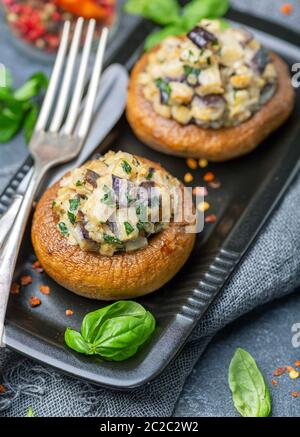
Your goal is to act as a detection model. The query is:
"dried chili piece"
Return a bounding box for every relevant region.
[65,309,74,316]
[273,367,286,376]
[20,275,32,286]
[39,285,51,295]
[29,296,41,308]
[10,282,20,295]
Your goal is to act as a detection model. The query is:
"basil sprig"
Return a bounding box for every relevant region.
[228,348,271,417]
[65,301,156,362]
[0,67,48,144]
[124,0,229,50]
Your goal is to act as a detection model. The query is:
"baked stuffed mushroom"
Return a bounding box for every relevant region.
[127,19,295,161]
[31,151,196,300]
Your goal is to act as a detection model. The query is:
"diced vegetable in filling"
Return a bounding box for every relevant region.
[139,19,278,128]
[53,151,181,256]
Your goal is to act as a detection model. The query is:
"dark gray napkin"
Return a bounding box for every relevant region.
[0,0,299,417]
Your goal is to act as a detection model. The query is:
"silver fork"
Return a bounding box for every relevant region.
[0,19,109,346]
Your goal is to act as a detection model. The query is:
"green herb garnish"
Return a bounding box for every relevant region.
[122,160,132,174]
[64,301,156,361]
[101,185,115,207]
[124,0,229,50]
[69,197,80,211]
[0,68,48,143]
[228,348,271,417]
[58,222,69,236]
[137,221,145,232]
[124,221,134,235]
[183,65,201,77]
[68,211,76,225]
[155,78,171,100]
[51,200,56,208]
[103,234,122,245]
[75,180,83,187]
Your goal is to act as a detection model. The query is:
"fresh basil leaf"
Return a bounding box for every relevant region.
[14,72,48,101]
[64,328,94,355]
[144,24,185,51]
[124,0,148,15]
[23,103,38,144]
[25,407,35,417]
[125,0,180,25]
[0,66,12,90]
[143,0,181,25]
[93,312,156,361]
[182,0,229,31]
[184,65,201,76]
[81,301,147,343]
[0,112,21,142]
[228,348,271,417]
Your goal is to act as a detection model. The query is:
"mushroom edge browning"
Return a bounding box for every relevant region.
[31,156,196,300]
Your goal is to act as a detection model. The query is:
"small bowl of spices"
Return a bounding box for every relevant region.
[1,0,118,61]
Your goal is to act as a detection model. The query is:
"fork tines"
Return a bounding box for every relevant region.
[35,19,109,139]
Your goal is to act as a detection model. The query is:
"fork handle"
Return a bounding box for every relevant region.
[0,195,24,250]
[0,162,47,346]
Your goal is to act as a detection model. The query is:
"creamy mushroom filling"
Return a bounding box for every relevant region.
[139,19,278,128]
[52,151,181,256]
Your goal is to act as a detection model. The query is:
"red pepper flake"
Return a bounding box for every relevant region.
[65,309,74,317]
[291,391,299,398]
[32,260,44,273]
[294,361,300,368]
[286,365,294,372]
[186,158,198,170]
[0,384,6,394]
[29,296,41,308]
[20,275,32,286]
[203,172,215,182]
[271,379,278,386]
[10,282,20,295]
[39,285,51,295]
[208,181,221,189]
[205,214,217,224]
[281,3,293,15]
[273,367,286,376]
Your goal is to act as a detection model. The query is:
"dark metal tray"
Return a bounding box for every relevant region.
[1,10,300,389]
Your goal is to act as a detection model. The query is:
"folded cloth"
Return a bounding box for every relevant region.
[1,0,300,417]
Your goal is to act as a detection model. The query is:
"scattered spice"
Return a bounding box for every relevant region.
[29,296,41,308]
[294,361,300,368]
[205,214,217,223]
[198,201,210,212]
[193,186,208,197]
[65,309,74,317]
[186,158,198,170]
[273,367,286,377]
[10,282,20,295]
[32,260,41,269]
[184,172,194,183]
[203,171,215,182]
[0,384,6,394]
[271,379,278,386]
[198,159,208,168]
[286,365,293,372]
[20,275,32,286]
[208,181,221,189]
[280,3,293,15]
[289,369,299,379]
[39,285,51,295]
[291,391,299,398]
